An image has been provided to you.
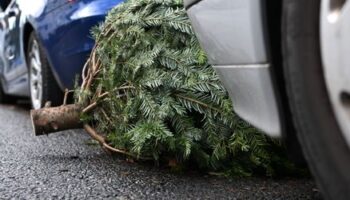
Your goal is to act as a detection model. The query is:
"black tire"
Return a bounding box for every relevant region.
[27,32,63,109]
[282,0,350,199]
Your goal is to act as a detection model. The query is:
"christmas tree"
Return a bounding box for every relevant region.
[31,0,291,175]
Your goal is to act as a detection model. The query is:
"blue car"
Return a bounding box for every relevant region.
[0,0,123,109]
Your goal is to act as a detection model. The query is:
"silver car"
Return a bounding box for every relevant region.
[185,0,350,199]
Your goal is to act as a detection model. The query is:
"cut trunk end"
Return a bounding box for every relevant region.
[30,104,83,136]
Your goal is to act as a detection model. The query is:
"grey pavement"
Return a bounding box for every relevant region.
[0,104,322,199]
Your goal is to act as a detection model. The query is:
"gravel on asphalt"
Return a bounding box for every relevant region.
[0,104,322,199]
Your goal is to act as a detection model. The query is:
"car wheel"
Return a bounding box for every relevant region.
[282,0,350,199]
[27,32,62,110]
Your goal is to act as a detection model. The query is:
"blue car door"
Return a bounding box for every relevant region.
[0,0,27,95]
[0,6,8,86]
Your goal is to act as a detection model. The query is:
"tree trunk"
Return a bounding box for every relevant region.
[30,104,82,136]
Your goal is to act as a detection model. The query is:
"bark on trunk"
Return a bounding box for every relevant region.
[31,104,82,136]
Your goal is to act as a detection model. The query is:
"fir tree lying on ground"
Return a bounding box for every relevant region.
[31,0,299,176]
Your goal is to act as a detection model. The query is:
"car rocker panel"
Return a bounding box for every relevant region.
[185,0,282,137]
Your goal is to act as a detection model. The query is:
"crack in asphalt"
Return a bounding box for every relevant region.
[0,104,322,199]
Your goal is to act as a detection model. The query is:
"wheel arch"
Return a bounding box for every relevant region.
[22,23,65,91]
[22,22,34,68]
[263,1,306,164]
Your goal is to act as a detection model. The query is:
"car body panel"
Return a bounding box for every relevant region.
[185,0,282,137]
[213,64,281,136]
[27,0,123,90]
[0,0,28,96]
[0,0,123,97]
[186,0,267,65]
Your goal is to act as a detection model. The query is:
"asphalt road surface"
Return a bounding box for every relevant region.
[0,104,322,199]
